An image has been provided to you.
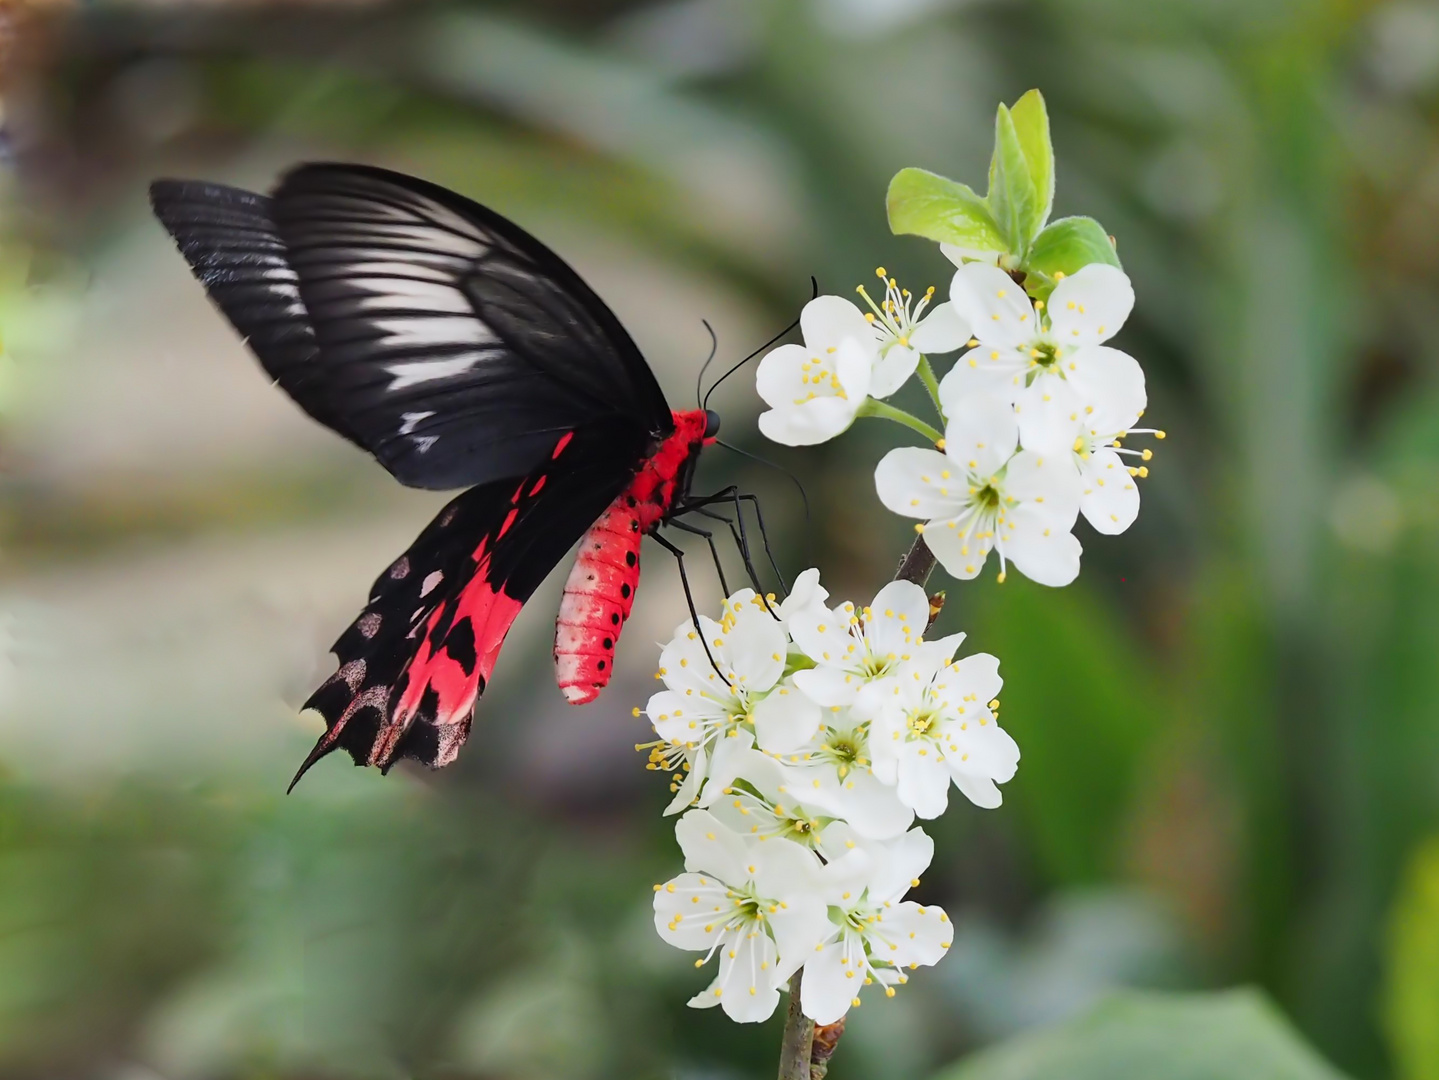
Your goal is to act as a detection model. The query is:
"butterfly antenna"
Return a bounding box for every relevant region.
[695,319,720,408]
[701,277,819,412]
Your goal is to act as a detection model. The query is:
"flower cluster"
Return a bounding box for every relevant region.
[643,572,1016,1024]
[758,260,1164,588]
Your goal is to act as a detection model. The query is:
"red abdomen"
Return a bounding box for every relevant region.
[554,409,708,704]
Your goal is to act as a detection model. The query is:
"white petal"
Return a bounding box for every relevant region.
[648,690,723,744]
[817,768,914,841]
[801,295,875,353]
[947,262,1037,349]
[659,621,727,697]
[1015,379,1085,457]
[770,896,834,983]
[717,928,783,1023]
[777,568,828,622]
[874,448,967,520]
[944,394,1019,478]
[754,836,824,898]
[789,602,859,671]
[908,300,971,355]
[867,827,935,903]
[938,345,1027,411]
[1047,264,1134,345]
[834,337,874,400]
[864,580,930,658]
[753,685,821,754]
[722,601,787,689]
[883,901,951,968]
[1066,345,1146,419]
[696,731,760,809]
[1079,447,1141,534]
[1003,507,1082,587]
[791,666,857,708]
[755,343,811,408]
[655,872,730,950]
[947,652,1002,708]
[758,398,860,447]
[1001,449,1081,526]
[896,743,952,818]
[871,343,920,399]
[800,933,858,1025]
[665,746,706,814]
[921,518,992,581]
[947,721,1020,808]
[675,809,750,882]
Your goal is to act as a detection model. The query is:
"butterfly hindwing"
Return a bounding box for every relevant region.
[292,422,649,786]
[150,164,673,491]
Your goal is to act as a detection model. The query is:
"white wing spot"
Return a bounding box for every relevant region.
[384,354,483,390]
[421,571,444,597]
[375,317,495,350]
[413,435,438,454]
[399,411,435,435]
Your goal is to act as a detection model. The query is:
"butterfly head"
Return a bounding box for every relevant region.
[703,409,721,445]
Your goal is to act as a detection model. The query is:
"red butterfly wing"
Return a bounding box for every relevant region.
[292,422,647,787]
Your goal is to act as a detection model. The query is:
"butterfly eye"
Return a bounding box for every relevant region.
[704,410,721,439]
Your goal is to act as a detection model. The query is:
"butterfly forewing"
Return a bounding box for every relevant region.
[150,163,672,491]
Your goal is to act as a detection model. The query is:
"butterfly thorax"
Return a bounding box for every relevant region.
[627,409,711,530]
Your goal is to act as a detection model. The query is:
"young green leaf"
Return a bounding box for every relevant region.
[886,167,1008,253]
[1022,216,1120,299]
[1009,89,1054,231]
[986,103,1042,254]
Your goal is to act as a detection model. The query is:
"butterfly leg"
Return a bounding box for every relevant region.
[651,530,733,687]
[664,517,731,596]
[677,487,786,603]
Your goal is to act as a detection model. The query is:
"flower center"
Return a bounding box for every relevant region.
[817,725,871,777]
[907,707,940,736]
[974,483,1001,512]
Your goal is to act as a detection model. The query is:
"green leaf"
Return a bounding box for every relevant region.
[1384,837,1439,1079]
[1010,89,1054,231]
[931,990,1352,1080]
[1022,216,1121,300]
[886,167,1008,253]
[986,103,1042,253]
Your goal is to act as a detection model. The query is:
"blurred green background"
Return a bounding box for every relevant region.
[6,0,1439,1077]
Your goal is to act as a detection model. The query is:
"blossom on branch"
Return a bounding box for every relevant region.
[800,828,952,1024]
[874,395,1082,585]
[938,262,1144,444]
[655,810,831,1023]
[641,591,820,812]
[756,296,879,446]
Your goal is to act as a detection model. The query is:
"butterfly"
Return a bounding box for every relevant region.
[150,163,770,789]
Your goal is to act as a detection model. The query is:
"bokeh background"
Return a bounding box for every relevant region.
[5,0,1439,1077]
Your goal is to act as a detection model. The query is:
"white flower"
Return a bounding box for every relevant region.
[788,580,952,708]
[771,710,916,840]
[875,394,1082,586]
[757,296,878,446]
[1018,378,1161,535]
[700,744,840,850]
[865,648,1017,816]
[642,591,820,812]
[938,263,1143,429]
[655,810,832,1023]
[855,268,972,392]
[799,828,952,1024]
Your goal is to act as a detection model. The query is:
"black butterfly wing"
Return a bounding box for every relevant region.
[150,163,673,490]
[293,418,648,787]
